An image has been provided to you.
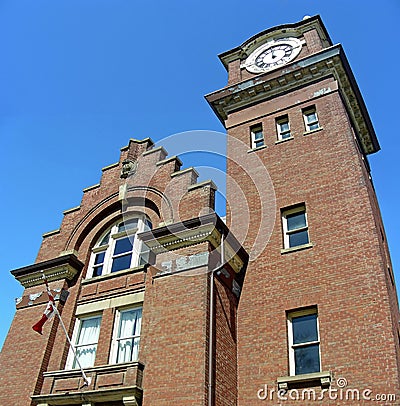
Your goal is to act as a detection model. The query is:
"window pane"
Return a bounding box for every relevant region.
[254,130,263,140]
[118,309,142,337]
[77,317,101,344]
[294,344,320,374]
[287,212,306,231]
[255,140,264,148]
[100,231,110,246]
[111,254,132,272]
[306,112,317,123]
[292,314,318,344]
[74,317,101,368]
[118,219,138,232]
[114,237,133,255]
[117,337,140,363]
[309,122,319,131]
[92,265,103,277]
[144,219,152,231]
[289,230,309,247]
[94,252,105,265]
[280,122,289,132]
[116,309,142,363]
[281,131,291,139]
[75,344,97,368]
[139,251,150,266]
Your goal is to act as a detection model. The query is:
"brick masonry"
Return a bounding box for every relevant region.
[0,15,399,406]
[217,21,400,404]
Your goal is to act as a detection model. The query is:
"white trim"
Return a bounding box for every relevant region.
[65,314,102,370]
[276,115,291,141]
[282,205,309,249]
[110,305,143,365]
[250,124,264,149]
[242,37,303,73]
[303,106,320,132]
[287,308,321,376]
[86,214,151,279]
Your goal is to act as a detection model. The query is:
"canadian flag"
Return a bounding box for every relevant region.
[32,277,55,335]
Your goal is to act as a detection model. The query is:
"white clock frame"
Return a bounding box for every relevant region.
[242,37,303,74]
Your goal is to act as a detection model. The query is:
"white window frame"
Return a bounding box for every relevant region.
[65,314,102,370]
[303,107,320,132]
[250,124,265,149]
[287,308,321,376]
[276,115,291,141]
[282,205,309,249]
[110,305,143,364]
[87,215,152,279]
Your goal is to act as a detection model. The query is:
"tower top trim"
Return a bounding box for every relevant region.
[206,44,380,155]
[218,15,332,71]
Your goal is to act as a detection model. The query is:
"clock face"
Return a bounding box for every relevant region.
[243,37,302,73]
[255,43,294,69]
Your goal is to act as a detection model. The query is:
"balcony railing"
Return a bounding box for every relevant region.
[31,361,144,405]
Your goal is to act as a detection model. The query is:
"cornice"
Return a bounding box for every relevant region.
[218,15,332,70]
[139,213,248,274]
[206,45,379,155]
[11,254,84,288]
[120,137,155,151]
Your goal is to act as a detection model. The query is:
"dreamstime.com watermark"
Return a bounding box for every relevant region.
[257,378,396,402]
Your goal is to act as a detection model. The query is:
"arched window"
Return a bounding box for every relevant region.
[87,215,152,278]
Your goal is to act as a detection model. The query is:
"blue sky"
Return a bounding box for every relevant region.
[1,1,399,349]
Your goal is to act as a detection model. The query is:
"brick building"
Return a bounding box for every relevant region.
[0,15,399,405]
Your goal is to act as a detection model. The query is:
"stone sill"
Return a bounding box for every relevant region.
[82,265,147,285]
[247,145,267,153]
[277,371,332,390]
[275,136,294,144]
[303,127,324,136]
[281,242,313,255]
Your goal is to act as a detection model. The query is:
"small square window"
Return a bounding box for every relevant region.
[303,107,320,132]
[282,205,310,249]
[288,308,321,376]
[250,124,264,149]
[276,116,291,140]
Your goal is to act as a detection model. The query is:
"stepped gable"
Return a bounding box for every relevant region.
[34,138,217,271]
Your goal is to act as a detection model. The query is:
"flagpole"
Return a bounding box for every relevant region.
[39,272,91,386]
[51,303,91,387]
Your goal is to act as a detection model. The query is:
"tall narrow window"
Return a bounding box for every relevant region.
[303,106,320,132]
[250,124,264,149]
[276,115,291,140]
[288,308,321,375]
[282,205,310,249]
[112,307,143,363]
[69,315,102,369]
[87,215,152,278]
[92,231,110,277]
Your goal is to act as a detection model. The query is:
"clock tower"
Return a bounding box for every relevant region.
[206,15,400,403]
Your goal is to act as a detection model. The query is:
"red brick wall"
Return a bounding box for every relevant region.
[214,276,238,406]
[225,81,400,404]
[0,305,51,405]
[141,248,210,406]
